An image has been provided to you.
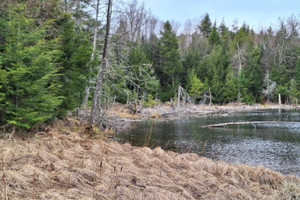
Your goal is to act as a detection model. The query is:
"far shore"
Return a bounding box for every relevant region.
[107,103,299,133]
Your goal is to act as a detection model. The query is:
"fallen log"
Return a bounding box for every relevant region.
[202,121,300,129]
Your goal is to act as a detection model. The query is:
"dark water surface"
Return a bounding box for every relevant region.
[115,109,300,176]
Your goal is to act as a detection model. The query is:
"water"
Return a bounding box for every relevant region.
[115,109,300,176]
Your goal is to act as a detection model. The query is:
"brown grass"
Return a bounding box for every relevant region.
[106,104,140,119]
[0,119,299,199]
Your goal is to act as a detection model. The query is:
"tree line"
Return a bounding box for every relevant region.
[1,0,300,130]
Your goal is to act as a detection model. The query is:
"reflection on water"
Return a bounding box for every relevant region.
[115,109,300,176]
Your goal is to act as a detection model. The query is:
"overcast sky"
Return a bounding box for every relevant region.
[139,0,300,32]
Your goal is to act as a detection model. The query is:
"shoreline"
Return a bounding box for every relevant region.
[107,103,299,133]
[1,122,299,199]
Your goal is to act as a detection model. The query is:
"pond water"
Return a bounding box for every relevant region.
[115,109,300,176]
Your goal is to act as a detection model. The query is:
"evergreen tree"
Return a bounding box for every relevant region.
[198,13,212,38]
[187,70,205,101]
[223,66,238,103]
[209,26,221,46]
[156,21,183,101]
[0,68,7,124]
[0,17,8,124]
[289,59,300,104]
[231,25,252,51]
[56,14,92,116]
[218,20,229,37]
[241,47,263,103]
[271,63,290,103]
[1,5,62,129]
[289,79,299,104]
[209,45,231,102]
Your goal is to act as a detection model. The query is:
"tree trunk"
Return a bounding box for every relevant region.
[209,87,212,106]
[90,0,113,124]
[278,93,282,105]
[82,0,100,108]
[177,85,180,108]
[237,43,242,76]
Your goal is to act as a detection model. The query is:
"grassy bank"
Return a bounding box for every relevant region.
[0,119,299,199]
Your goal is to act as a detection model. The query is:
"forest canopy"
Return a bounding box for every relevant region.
[1,0,300,130]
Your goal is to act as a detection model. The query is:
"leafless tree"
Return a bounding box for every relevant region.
[91,0,113,124]
[82,0,101,108]
[178,20,194,55]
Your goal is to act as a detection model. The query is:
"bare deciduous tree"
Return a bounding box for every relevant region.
[82,0,100,108]
[91,0,113,124]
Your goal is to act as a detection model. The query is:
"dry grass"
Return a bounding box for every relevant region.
[106,104,140,120]
[0,119,299,199]
[105,103,300,122]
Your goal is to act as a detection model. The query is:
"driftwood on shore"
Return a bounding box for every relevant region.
[202,121,300,128]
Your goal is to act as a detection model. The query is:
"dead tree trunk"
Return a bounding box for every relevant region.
[278,93,282,105]
[177,85,181,108]
[90,0,113,124]
[177,85,193,108]
[82,0,100,108]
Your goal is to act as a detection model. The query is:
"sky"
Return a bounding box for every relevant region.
[139,0,300,32]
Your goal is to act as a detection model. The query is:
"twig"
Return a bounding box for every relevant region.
[144,121,154,147]
[32,169,36,199]
[1,154,8,200]
[164,141,170,151]
[8,126,15,140]
[285,114,289,123]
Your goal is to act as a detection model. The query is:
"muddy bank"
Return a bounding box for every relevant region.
[1,120,299,199]
[107,103,299,132]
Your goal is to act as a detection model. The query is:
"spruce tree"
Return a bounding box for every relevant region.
[223,66,238,103]
[209,26,221,46]
[156,21,183,101]
[56,14,92,116]
[210,45,230,103]
[289,59,300,104]
[198,13,212,38]
[241,47,263,103]
[1,5,62,129]
[0,68,7,124]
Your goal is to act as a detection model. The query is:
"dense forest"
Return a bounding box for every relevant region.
[1,0,300,130]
